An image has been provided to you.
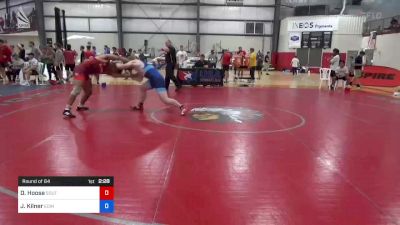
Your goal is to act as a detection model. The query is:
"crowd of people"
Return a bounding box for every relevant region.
[0,39,151,86]
[2,38,366,92]
[287,48,366,90]
[179,46,271,83]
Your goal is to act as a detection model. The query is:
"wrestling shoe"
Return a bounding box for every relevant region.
[77,106,90,111]
[63,109,76,119]
[131,103,144,111]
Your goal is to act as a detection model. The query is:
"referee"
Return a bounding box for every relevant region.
[161,40,182,91]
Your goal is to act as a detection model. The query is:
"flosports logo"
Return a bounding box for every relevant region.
[190,107,263,123]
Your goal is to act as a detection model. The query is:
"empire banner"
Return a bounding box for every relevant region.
[0,4,37,34]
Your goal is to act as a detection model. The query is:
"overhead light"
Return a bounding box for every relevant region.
[67,35,94,40]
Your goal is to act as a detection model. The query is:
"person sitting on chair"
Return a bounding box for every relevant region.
[331,60,349,90]
[22,53,39,85]
[6,54,24,83]
[193,54,207,68]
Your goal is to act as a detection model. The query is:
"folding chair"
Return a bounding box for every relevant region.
[319,68,332,89]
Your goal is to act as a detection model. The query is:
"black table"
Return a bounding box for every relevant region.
[177,68,224,86]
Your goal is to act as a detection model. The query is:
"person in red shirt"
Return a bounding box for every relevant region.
[235,46,246,78]
[84,45,95,60]
[63,54,128,118]
[220,49,232,83]
[63,44,77,81]
[0,39,13,84]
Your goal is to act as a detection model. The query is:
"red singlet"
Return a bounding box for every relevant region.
[74,58,105,81]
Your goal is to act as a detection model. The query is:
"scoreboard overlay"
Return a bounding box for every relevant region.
[18,176,114,213]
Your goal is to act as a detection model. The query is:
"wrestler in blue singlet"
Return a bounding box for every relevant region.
[144,64,167,93]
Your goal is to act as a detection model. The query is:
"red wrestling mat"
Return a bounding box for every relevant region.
[0,85,400,225]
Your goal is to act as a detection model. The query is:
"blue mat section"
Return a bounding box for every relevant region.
[0,84,50,97]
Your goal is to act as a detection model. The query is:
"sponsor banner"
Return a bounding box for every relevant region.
[0,3,36,34]
[368,31,377,49]
[178,68,224,86]
[360,66,400,87]
[288,32,302,48]
[288,17,339,32]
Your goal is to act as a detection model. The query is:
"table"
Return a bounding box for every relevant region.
[177,68,224,86]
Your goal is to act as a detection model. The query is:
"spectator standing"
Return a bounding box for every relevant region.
[79,45,85,63]
[54,43,64,83]
[235,46,246,77]
[161,40,181,91]
[264,51,270,75]
[291,55,300,76]
[256,50,264,79]
[17,43,26,61]
[0,39,12,84]
[42,43,56,81]
[249,48,257,80]
[104,45,110,54]
[221,49,232,83]
[92,46,97,56]
[208,49,218,68]
[127,48,133,57]
[138,49,146,63]
[176,45,188,68]
[84,45,95,60]
[29,41,42,61]
[118,48,126,57]
[63,44,77,81]
[352,50,365,88]
[10,45,17,58]
[112,47,119,56]
[128,49,136,60]
[329,48,340,89]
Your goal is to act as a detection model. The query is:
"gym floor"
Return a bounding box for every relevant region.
[0,72,399,225]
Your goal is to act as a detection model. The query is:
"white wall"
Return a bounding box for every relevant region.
[279,15,366,54]
[200,35,271,54]
[124,33,196,53]
[41,1,273,53]
[200,21,273,35]
[201,0,275,4]
[46,32,118,52]
[122,4,196,18]
[43,2,118,51]
[361,33,400,70]
[200,6,274,21]
[0,34,39,48]
[43,2,117,17]
[123,19,196,33]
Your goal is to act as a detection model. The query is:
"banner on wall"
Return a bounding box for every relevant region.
[360,66,400,87]
[0,4,36,34]
[288,32,302,48]
[367,31,377,49]
[288,17,339,32]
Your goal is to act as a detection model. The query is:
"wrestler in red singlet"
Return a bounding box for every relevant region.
[74,57,105,81]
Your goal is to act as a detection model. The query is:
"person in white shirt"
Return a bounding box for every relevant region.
[330,48,340,71]
[331,60,349,89]
[207,49,218,68]
[291,55,300,76]
[176,45,188,68]
[22,53,39,85]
